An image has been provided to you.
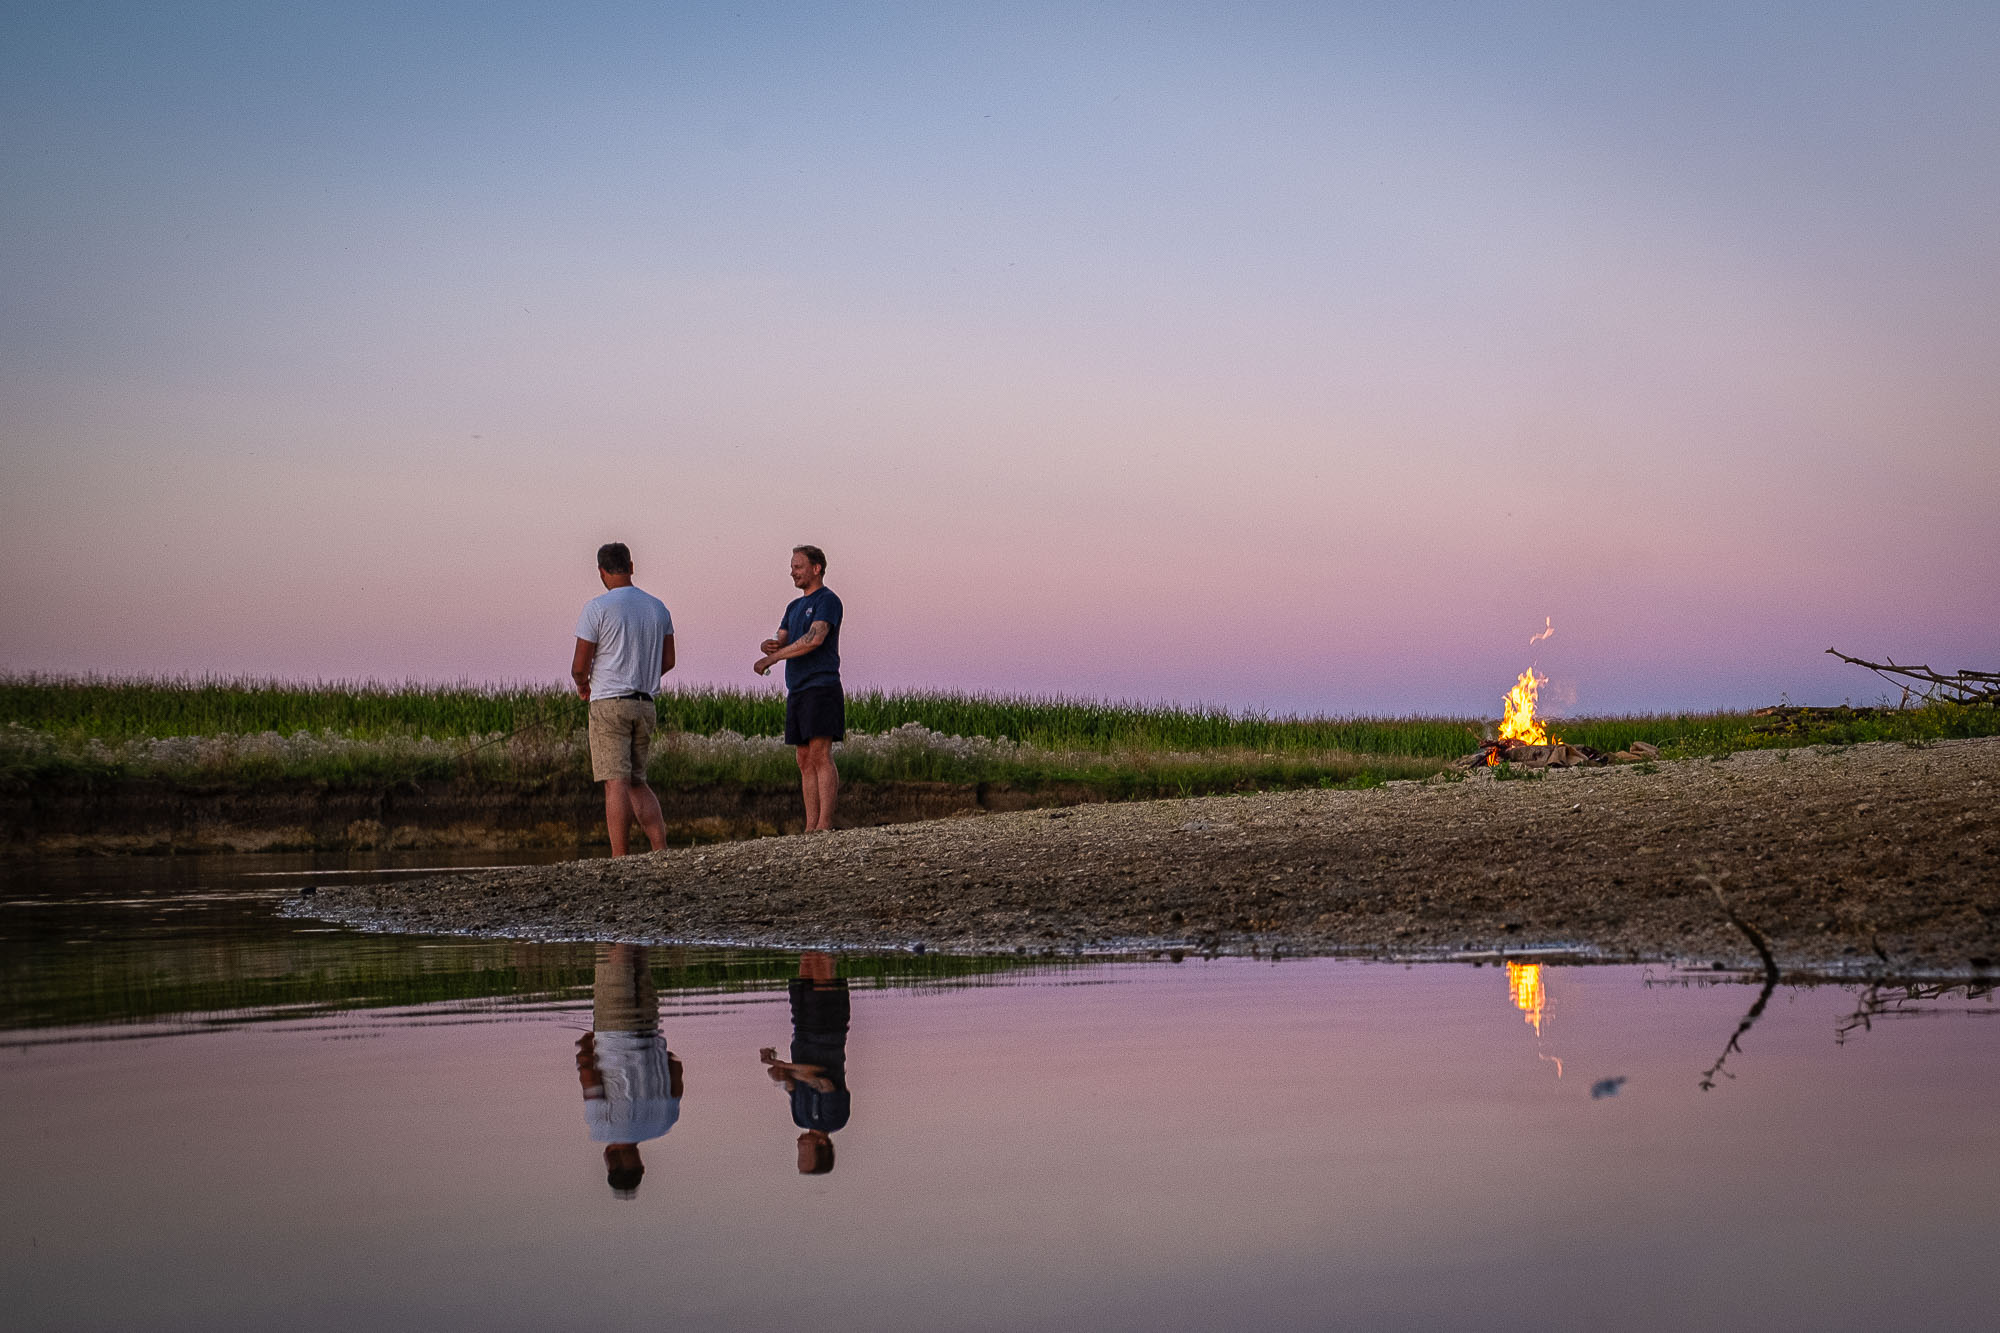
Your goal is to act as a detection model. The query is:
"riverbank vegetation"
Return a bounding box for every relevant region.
[2,932,1070,1034]
[5,673,1996,798]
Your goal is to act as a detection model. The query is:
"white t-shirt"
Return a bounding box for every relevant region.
[583,1031,681,1143]
[575,585,674,698]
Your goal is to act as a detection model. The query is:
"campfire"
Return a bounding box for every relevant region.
[1458,620,1657,770]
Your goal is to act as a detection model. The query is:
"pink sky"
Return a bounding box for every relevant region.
[4,5,1995,715]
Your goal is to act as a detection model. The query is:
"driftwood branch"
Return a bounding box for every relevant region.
[1826,648,2000,706]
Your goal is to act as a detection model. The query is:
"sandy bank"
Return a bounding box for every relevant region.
[290,737,2000,977]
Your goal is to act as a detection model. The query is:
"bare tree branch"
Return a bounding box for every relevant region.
[1826,648,2000,706]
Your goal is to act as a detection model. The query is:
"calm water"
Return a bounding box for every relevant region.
[2,855,1996,1332]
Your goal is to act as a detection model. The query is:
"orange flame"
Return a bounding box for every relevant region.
[1528,616,1555,647]
[1498,668,1550,746]
[1507,961,1547,1036]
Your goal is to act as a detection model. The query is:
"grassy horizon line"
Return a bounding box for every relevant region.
[3,669,1488,724]
[5,673,1994,776]
[0,668,1825,726]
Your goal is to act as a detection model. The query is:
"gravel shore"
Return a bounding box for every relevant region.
[290,736,2000,977]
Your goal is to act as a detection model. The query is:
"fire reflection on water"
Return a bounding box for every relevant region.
[1506,961,1563,1078]
[1507,961,1546,1034]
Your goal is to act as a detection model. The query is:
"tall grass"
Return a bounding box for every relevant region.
[4,674,1994,793]
[0,674,557,740]
[2,673,1493,752]
[0,672,1539,755]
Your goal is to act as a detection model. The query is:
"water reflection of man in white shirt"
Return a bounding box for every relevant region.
[576,943,683,1198]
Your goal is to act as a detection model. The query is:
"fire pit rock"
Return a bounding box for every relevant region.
[1457,739,1652,770]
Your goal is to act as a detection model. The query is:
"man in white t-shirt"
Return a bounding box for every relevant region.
[570,542,675,856]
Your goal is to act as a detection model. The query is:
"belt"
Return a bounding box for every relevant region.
[602,692,653,702]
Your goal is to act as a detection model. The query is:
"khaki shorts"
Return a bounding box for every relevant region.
[588,698,657,781]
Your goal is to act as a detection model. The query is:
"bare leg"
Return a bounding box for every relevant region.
[604,778,634,856]
[627,781,668,851]
[804,736,838,831]
[794,744,822,832]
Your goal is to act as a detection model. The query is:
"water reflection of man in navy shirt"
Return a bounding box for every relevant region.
[576,943,683,1198]
[759,951,850,1175]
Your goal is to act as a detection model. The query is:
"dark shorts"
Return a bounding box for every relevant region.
[784,685,846,745]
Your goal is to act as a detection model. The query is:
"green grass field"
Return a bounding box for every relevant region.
[3,674,1488,752]
[4,673,1995,795]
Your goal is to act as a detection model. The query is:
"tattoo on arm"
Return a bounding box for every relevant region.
[800,621,830,648]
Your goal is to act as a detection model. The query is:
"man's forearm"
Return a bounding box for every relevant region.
[754,623,825,676]
[767,625,828,662]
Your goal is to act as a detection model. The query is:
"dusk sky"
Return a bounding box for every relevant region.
[4,2,1995,716]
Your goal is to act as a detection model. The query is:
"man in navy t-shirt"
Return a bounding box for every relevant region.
[753,544,844,832]
[757,951,851,1175]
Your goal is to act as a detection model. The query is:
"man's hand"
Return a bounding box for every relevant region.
[756,629,788,673]
[762,1045,795,1088]
[752,622,827,676]
[571,638,597,700]
[576,1033,605,1094]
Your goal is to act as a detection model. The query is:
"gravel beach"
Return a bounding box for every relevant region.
[290,736,2000,977]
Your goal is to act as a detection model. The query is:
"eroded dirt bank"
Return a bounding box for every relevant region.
[290,738,2000,976]
[0,776,1103,856]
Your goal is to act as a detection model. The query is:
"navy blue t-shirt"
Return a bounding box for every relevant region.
[780,587,842,692]
[787,978,850,1133]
